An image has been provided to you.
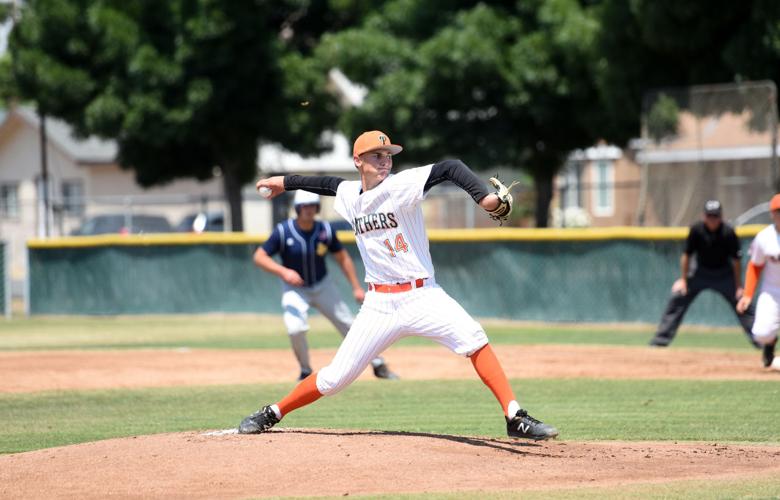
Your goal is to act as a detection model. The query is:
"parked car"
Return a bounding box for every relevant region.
[176,212,225,233]
[70,214,173,235]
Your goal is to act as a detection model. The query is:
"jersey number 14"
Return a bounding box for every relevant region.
[383,233,409,257]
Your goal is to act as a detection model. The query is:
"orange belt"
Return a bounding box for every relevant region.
[368,278,426,293]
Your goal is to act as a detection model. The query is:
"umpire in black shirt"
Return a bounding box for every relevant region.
[649,200,758,347]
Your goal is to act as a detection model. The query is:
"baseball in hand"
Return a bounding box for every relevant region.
[258,186,272,199]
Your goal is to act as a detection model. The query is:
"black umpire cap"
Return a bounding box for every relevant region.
[704,200,722,216]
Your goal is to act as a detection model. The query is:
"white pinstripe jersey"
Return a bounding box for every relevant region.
[749,224,780,290]
[334,165,434,284]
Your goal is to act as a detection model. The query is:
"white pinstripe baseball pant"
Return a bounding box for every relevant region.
[316,282,488,395]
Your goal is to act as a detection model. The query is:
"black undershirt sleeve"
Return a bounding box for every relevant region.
[424,159,491,203]
[283,175,345,196]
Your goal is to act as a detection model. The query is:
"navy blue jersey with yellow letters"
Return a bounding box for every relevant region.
[262,219,344,286]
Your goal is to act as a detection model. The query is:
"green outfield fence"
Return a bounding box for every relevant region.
[1,240,8,318]
[26,227,763,325]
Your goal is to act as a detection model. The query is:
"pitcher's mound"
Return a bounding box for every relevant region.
[3,429,780,499]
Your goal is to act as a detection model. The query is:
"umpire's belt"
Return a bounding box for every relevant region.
[368,278,426,293]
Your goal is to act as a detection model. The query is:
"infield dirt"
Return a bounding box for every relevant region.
[1,344,777,393]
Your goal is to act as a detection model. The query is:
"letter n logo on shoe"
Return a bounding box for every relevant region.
[517,422,530,434]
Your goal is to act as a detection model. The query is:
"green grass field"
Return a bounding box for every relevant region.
[277,477,780,500]
[2,378,779,454]
[2,315,779,498]
[0,314,760,351]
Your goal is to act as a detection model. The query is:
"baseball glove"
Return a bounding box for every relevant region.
[487,176,519,225]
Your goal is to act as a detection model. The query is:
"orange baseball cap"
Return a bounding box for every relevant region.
[771,193,780,211]
[353,130,403,157]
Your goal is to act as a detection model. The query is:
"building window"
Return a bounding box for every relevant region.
[61,180,85,216]
[592,160,614,217]
[561,161,583,208]
[0,183,19,218]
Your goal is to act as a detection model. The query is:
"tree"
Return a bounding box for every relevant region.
[315,0,604,226]
[646,93,680,143]
[4,0,349,230]
[594,0,780,145]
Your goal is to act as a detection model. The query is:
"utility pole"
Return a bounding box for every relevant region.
[769,82,779,191]
[38,111,50,238]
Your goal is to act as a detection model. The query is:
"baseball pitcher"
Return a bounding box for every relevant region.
[239,130,558,441]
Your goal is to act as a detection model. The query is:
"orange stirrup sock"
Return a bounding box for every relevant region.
[277,372,323,417]
[744,261,764,299]
[470,344,516,415]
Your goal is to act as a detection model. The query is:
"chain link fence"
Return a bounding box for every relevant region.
[637,80,777,227]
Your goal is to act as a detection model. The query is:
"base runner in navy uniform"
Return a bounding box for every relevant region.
[241,130,558,441]
[254,189,398,380]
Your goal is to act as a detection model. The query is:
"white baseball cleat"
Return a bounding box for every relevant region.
[770,357,780,372]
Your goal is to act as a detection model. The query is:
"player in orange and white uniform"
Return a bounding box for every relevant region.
[736,193,780,370]
[240,130,558,440]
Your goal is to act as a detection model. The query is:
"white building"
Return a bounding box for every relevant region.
[0,105,360,298]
